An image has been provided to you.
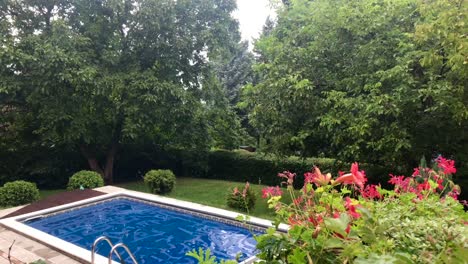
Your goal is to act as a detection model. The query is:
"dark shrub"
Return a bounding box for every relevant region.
[226,182,256,211]
[67,170,104,190]
[0,180,40,206]
[144,169,176,194]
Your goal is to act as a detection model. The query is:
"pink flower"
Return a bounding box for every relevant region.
[308,215,323,226]
[288,214,303,226]
[388,175,411,191]
[344,197,361,219]
[335,162,367,189]
[293,196,303,206]
[412,168,420,177]
[361,184,381,199]
[417,181,431,191]
[304,166,332,187]
[436,156,457,174]
[232,187,239,195]
[437,178,444,191]
[278,171,296,186]
[261,186,283,198]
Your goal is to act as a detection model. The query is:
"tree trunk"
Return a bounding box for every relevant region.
[103,144,118,184]
[80,145,105,176]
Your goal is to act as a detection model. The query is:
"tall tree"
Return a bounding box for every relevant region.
[243,0,467,169]
[0,0,240,183]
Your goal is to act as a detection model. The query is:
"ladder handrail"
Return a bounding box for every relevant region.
[91,236,123,264]
[108,243,138,264]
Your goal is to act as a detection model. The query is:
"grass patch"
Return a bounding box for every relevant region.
[118,178,289,220]
[2,178,289,220]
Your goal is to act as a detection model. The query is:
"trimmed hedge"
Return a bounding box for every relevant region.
[67,170,104,190]
[151,149,392,189]
[144,169,176,194]
[0,180,40,206]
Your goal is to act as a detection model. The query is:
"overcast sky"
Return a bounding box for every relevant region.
[233,0,276,45]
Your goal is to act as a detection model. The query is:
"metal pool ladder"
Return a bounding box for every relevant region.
[91,236,138,264]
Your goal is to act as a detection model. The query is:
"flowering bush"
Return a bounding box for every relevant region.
[226,182,256,211]
[256,157,467,263]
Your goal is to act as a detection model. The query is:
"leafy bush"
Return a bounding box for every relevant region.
[67,170,104,190]
[257,157,467,263]
[226,182,256,211]
[186,248,237,264]
[0,180,40,206]
[144,169,176,194]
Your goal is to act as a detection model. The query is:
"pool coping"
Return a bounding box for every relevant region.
[0,190,289,264]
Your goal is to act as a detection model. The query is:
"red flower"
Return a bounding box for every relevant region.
[412,168,420,177]
[436,156,456,175]
[261,186,283,198]
[417,181,431,191]
[288,214,303,226]
[388,175,411,191]
[361,184,381,199]
[345,197,361,219]
[293,196,303,206]
[437,179,444,191]
[304,166,332,187]
[335,162,367,189]
[308,215,323,226]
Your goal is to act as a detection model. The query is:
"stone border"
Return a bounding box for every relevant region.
[0,190,289,264]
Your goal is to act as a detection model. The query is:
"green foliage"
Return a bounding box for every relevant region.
[0,0,242,183]
[242,0,468,173]
[206,150,388,188]
[29,260,47,264]
[255,162,468,263]
[226,183,256,211]
[356,194,468,263]
[0,180,39,206]
[67,170,104,190]
[141,149,389,189]
[144,169,176,194]
[186,248,238,264]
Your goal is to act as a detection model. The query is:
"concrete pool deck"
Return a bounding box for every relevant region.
[0,186,124,264]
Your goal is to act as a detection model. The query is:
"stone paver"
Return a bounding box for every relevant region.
[0,205,26,218]
[94,185,126,194]
[0,226,84,264]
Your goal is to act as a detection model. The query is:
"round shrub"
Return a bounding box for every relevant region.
[144,169,176,194]
[226,183,256,211]
[67,170,104,190]
[0,180,40,206]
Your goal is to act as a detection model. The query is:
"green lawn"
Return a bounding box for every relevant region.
[118,178,286,220]
[15,178,288,220]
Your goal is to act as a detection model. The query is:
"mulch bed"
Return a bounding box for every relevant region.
[1,189,105,219]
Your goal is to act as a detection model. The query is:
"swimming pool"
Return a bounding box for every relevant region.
[24,198,259,263]
[0,191,286,264]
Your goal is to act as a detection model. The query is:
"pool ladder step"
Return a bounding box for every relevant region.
[91,236,138,264]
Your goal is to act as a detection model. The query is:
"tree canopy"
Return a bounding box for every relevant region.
[0,0,244,183]
[242,0,467,170]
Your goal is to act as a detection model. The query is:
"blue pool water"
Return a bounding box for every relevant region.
[24,198,259,263]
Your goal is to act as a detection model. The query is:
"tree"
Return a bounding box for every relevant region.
[242,0,467,170]
[215,41,254,105]
[0,0,240,183]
